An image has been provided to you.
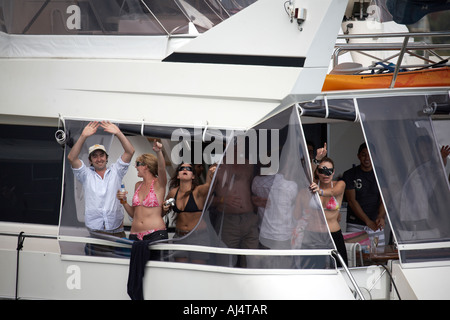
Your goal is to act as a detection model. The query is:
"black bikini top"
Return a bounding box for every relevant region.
[173,188,201,213]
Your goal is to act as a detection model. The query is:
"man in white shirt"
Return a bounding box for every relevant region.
[68,121,135,237]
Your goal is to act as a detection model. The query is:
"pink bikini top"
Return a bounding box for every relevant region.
[319,181,340,211]
[324,196,340,211]
[132,180,160,208]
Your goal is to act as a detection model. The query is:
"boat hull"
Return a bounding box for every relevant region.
[1,246,357,300]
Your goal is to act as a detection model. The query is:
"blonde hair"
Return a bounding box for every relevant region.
[136,153,158,176]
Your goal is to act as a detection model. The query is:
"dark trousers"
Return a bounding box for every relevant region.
[331,230,348,267]
[127,230,168,300]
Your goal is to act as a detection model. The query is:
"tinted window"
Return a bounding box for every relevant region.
[0,124,63,225]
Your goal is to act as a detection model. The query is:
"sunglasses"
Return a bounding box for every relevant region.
[317,166,334,176]
[135,161,145,167]
[178,166,193,172]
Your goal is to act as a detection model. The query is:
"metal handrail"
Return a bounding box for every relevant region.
[332,250,366,300]
[335,42,450,51]
[2,231,367,299]
[337,31,450,40]
[1,231,58,300]
[332,31,450,88]
[0,231,57,240]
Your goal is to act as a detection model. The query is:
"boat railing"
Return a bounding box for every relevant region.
[2,230,366,299]
[0,230,361,265]
[332,250,365,300]
[66,236,365,300]
[333,31,450,88]
[0,231,57,300]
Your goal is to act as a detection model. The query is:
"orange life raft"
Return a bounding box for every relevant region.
[322,66,450,91]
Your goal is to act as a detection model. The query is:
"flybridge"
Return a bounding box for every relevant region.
[0,0,255,36]
[0,0,254,59]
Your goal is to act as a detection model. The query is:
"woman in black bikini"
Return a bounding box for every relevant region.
[163,162,216,263]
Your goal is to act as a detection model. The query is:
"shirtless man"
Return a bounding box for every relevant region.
[213,147,258,267]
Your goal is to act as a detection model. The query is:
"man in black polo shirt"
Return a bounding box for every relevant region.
[343,143,386,246]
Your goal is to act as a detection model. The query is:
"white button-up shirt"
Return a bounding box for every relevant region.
[252,173,298,242]
[72,158,130,231]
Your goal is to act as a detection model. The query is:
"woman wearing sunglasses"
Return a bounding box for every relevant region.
[163,162,216,263]
[310,155,348,267]
[116,139,169,300]
[116,139,168,242]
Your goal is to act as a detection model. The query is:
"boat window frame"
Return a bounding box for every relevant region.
[0,123,63,226]
[57,110,339,270]
[297,89,450,267]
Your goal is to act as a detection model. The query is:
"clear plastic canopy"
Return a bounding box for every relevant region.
[59,106,336,269]
[0,0,256,35]
[58,93,450,267]
[196,106,335,269]
[357,93,450,264]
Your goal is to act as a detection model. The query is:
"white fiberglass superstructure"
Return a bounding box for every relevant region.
[1,0,450,300]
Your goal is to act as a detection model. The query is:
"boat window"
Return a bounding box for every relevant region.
[173,0,223,33]
[357,93,450,263]
[140,0,191,35]
[197,106,334,269]
[59,111,336,269]
[0,124,63,225]
[220,0,258,15]
[59,120,123,256]
[433,119,450,180]
[0,0,256,36]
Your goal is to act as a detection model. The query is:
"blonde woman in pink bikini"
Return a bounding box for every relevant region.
[117,140,168,242]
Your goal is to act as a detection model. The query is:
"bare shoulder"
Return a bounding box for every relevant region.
[334,180,346,195]
[167,187,178,198]
[335,180,346,187]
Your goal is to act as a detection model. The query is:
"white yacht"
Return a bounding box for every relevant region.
[0,0,450,300]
